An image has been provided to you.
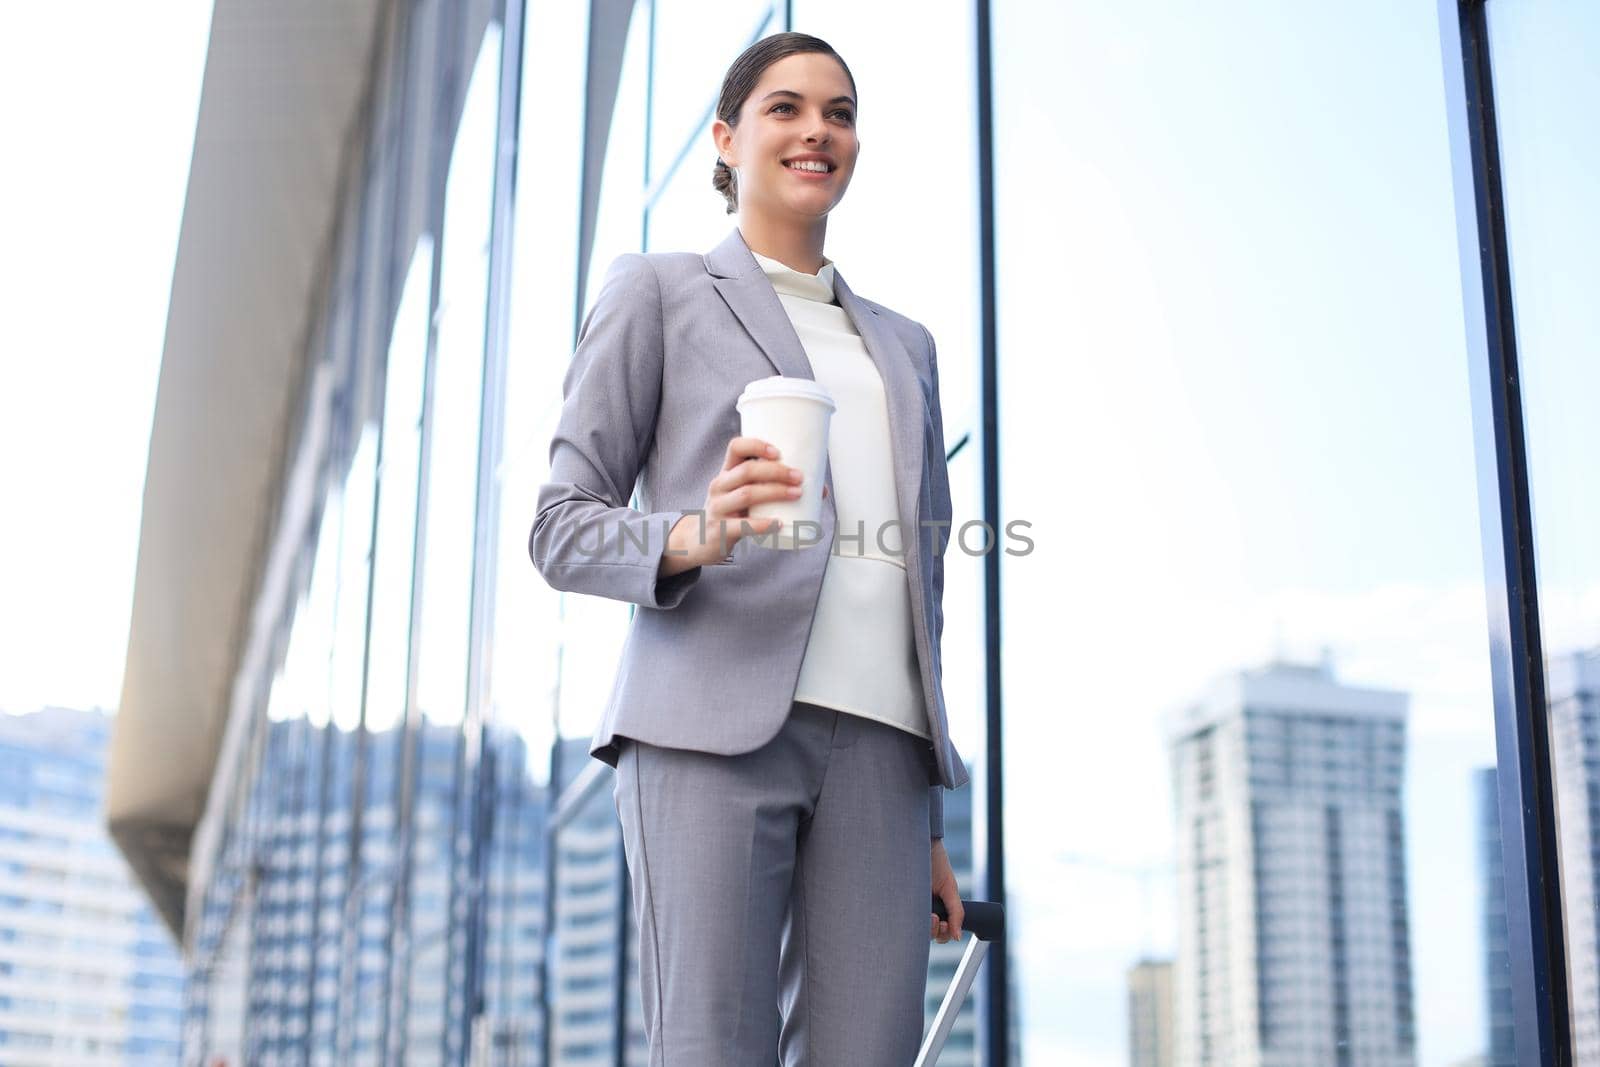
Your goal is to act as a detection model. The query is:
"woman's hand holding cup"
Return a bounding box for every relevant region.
[661,437,821,574]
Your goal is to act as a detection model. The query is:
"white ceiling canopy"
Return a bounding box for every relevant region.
[108,0,387,937]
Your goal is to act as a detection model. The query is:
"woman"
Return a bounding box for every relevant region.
[529,31,968,1065]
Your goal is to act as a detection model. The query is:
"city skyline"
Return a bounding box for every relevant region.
[1168,660,1414,1066]
[2,3,1594,1065]
[0,706,184,1063]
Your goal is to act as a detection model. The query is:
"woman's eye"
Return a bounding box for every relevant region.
[770,102,853,123]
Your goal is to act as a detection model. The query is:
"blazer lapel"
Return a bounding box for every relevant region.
[832,268,925,538]
[707,228,815,380]
[704,225,924,537]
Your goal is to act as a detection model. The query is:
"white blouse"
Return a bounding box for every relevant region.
[749,249,931,742]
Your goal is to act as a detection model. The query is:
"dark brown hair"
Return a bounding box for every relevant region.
[712,32,857,215]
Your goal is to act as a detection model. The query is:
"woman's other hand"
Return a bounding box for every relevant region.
[930,839,963,943]
[662,436,822,573]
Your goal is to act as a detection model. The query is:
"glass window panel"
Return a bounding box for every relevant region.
[549,743,629,1065]
[789,0,989,1049]
[479,0,598,1057]
[366,239,433,738]
[358,131,402,430]
[544,7,655,1057]
[402,24,503,1066]
[296,423,375,1066]
[645,0,775,189]
[644,113,743,255]
[346,237,433,1065]
[995,4,1501,1065]
[1483,4,1600,1063]
[261,488,342,1061]
[235,482,337,1062]
[201,892,252,1063]
[585,0,651,304]
[334,426,379,735]
[412,23,502,731]
[562,0,653,751]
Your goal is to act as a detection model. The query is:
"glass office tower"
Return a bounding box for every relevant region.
[1170,661,1413,1067]
[1474,767,1515,1067]
[0,709,184,1064]
[109,0,1596,1064]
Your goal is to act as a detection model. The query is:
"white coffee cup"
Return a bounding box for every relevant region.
[735,375,834,550]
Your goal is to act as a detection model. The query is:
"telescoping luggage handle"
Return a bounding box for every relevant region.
[931,896,1004,942]
[916,897,1005,1067]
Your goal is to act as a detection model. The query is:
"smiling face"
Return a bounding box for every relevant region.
[713,51,860,224]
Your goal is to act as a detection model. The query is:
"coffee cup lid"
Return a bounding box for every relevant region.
[736,375,836,412]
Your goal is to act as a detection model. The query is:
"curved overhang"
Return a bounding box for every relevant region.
[108,0,387,937]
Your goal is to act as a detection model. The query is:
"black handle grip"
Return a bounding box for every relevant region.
[932,896,1005,943]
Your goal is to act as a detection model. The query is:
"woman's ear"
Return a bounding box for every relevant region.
[711,120,735,168]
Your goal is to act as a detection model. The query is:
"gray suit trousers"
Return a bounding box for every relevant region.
[613,700,934,1066]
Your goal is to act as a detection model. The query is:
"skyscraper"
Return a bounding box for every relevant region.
[1473,766,1515,1066]
[1128,958,1175,1067]
[1545,646,1600,1063]
[1169,659,1414,1067]
[0,707,184,1064]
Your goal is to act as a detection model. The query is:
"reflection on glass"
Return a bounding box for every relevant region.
[348,237,433,1064]
[586,2,651,310]
[478,0,601,1056]
[401,24,503,1066]
[1483,5,1600,1062]
[479,722,551,1063]
[315,404,374,1064]
[549,741,631,1064]
[333,427,378,734]
[994,4,1503,1064]
[366,239,433,738]
[251,483,343,1062]
[412,23,501,732]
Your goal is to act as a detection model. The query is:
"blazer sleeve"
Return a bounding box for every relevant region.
[529,252,703,610]
[923,322,954,841]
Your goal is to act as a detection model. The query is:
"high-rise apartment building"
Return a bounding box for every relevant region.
[1473,766,1515,1067]
[0,707,183,1065]
[1169,659,1414,1067]
[1128,958,1175,1067]
[1545,646,1600,1063]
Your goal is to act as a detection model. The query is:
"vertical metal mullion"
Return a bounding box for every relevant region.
[1437,1,1569,1063]
[319,5,400,1052]
[435,3,523,1059]
[614,834,631,1067]
[388,0,464,1058]
[367,0,434,1060]
[462,0,529,1059]
[238,683,273,1063]
[301,108,380,1060]
[972,0,1008,1064]
[641,0,656,253]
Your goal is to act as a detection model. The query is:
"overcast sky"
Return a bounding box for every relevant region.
[0,1,214,715]
[0,3,1591,1066]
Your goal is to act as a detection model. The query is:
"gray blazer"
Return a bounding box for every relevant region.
[529,225,969,839]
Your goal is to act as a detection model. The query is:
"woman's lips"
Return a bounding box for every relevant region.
[784,162,833,180]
